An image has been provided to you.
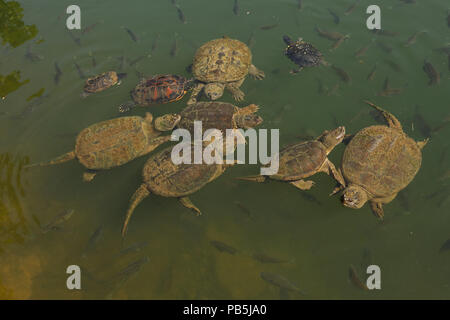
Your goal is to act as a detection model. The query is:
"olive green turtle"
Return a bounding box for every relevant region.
[237,126,346,190]
[26,113,180,181]
[337,101,428,219]
[188,36,265,104]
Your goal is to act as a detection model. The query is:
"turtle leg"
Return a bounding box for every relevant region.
[364,101,403,130]
[290,179,315,190]
[321,159,346,189]
[289,67,303,74]
[226,79,245,101]
[417,138,429,150]
[187,83,204,105]
[179,197,201,215]
[144,135,172,154]
[248,64,265,80]
[369,201,384,220]
[83,170,97,182]
[118,101,135,113]
[236,175,267,183]
[122,184,151,238]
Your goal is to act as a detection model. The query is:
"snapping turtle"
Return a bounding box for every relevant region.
[26,113,180,182]
[121,143,235,237]
[188,36,265,104]
[237,127,346,190]
[338,101,428,219]
[119,74,192,112]
[283,35,325,73]
[82,71,127,97]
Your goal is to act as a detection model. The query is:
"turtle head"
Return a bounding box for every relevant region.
[154,114,181,131]
[204,83,225,100]
[318,126,346,152]
[342,184,368,209]
[235,114,263,129]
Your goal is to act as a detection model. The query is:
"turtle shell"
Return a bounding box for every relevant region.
[193,38,252,83]
[131,74,188,106]
[270,141,327,181]
[142,146,223,197]
[285,40,322,68]
[342,125,422,197]
[178,101,238,134]
[75,116,155,169]
[84,71,118,93]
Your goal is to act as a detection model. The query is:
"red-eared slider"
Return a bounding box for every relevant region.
[82,71,127,97]
[283,35,326,73]
[338,101,428,219]
[26,113,180,181]
[121,144,235,237]
[188,36,265,104]
[119,74,192,112]
[237,127,346,190]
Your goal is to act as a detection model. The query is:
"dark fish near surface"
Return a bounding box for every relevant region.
[41,209,75,234]
[423,60,440,85]
[13,93,49,119]
[330,35,349,50]
[25,44,43,62]
[385,59,402,72]
[355,44,370,57]
[413,106,432,138]
[210,240,237,255]
[115,256,150,280]
[175,5,186,24]
[328,9,340,24]
[82,225,103,258]
[377,41,393,53]
[117,241,150,257]
[247,31,256,48]
[151,33,160,53]
[447,9,450,28]
[170,34,178,57]
[297,0,302,10]
[123,27,138,42]
[344,1,359,15]
[367,64,377,80]
[260,23,279,31]
[439,239,450,253]
[81,22,99,35]
[349,265,368,290]
[260,272,305,295]
[315,26,345,41]
[67,30,81,46]
[300,192,322,205]
[233,0,239,15]
[252,253,289,264]
[331,65,351,83]
[234,201,253,220]
[73,61,86,79]
[433,45,450,55]
[360,248,372,269]
[54,62,62,85]
[404,31,425,47]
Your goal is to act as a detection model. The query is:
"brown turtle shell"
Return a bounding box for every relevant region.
[75,116,156,169]
[270,141,327,181]
[84,71,119,93]
[342,125,422,197]
[193,38,252,83]
[131,74,188,106]
[178,101,238,134]
[142,146,223,197]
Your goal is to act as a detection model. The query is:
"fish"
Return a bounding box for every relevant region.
[247,31,256,48]
[170,34,178,58]
[448,54,450,72]
[433,45,450,55]
[234,201,253,220]
[252,253,289,264]
[170,0,176,5]
[123,27,138,42]
[129,55,146,67]
[315,26,345,41]
[432,116,450,134]
[331,65,351,83]
[348,265,368,290]
[151,33,160,53]
[117,241,150,257]
[175,5,186,24]
[377,41,392,54]
[82,225,103,258]
[439,239,450,253]
[385,59,402,72]
[413,106,431,138]
[54,62,62,85]
[399,0,416,3]
[447,9,450,28]
[25,44,44,62]
[328,9,340,24]
[88,51,97,68]
[423,60,440,86]
[260,272,306,295]
[360,248,372,270]
[73,61,86,79]
[117,55,126,70]
[355,44,370,57]
[13,93,49,119]
[367,65,377,80]
[210,240,237,255]
[404,31,425,47]
[300,192,323,205]
[81,22,99,35]
[297,0,302,10]
[41,209,75,234]
[344,1,360,15]
[330,35,349,50]
[397,191,411,213]
[373,29,399,37]
[233,0,239,15]
[67,30,81,46]
[260,24,279,31]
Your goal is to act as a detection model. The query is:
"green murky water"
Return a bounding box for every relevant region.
[0,0,449,299]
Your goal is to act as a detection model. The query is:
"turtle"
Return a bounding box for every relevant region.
[25,113,180,182]
[119,74,192,113]
[188,36,265,105]
[337,101,428,219]
[154,101,263,153]
[282,35,327,73]
[237,126,346,191]
[82,71,127,97]
[121,143,236,237]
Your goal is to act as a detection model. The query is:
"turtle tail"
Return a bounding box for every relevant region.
[122,184,150,238]
[25,151,76,169]
[236,175,267,183]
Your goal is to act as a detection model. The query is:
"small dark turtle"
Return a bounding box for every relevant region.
[121,144,236,237]
[237,127,346,190]
[282,35,326,73]
[82,71,127,97]
[25,113,180,182]
[337,101,428,219]
[119,74,192,112]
